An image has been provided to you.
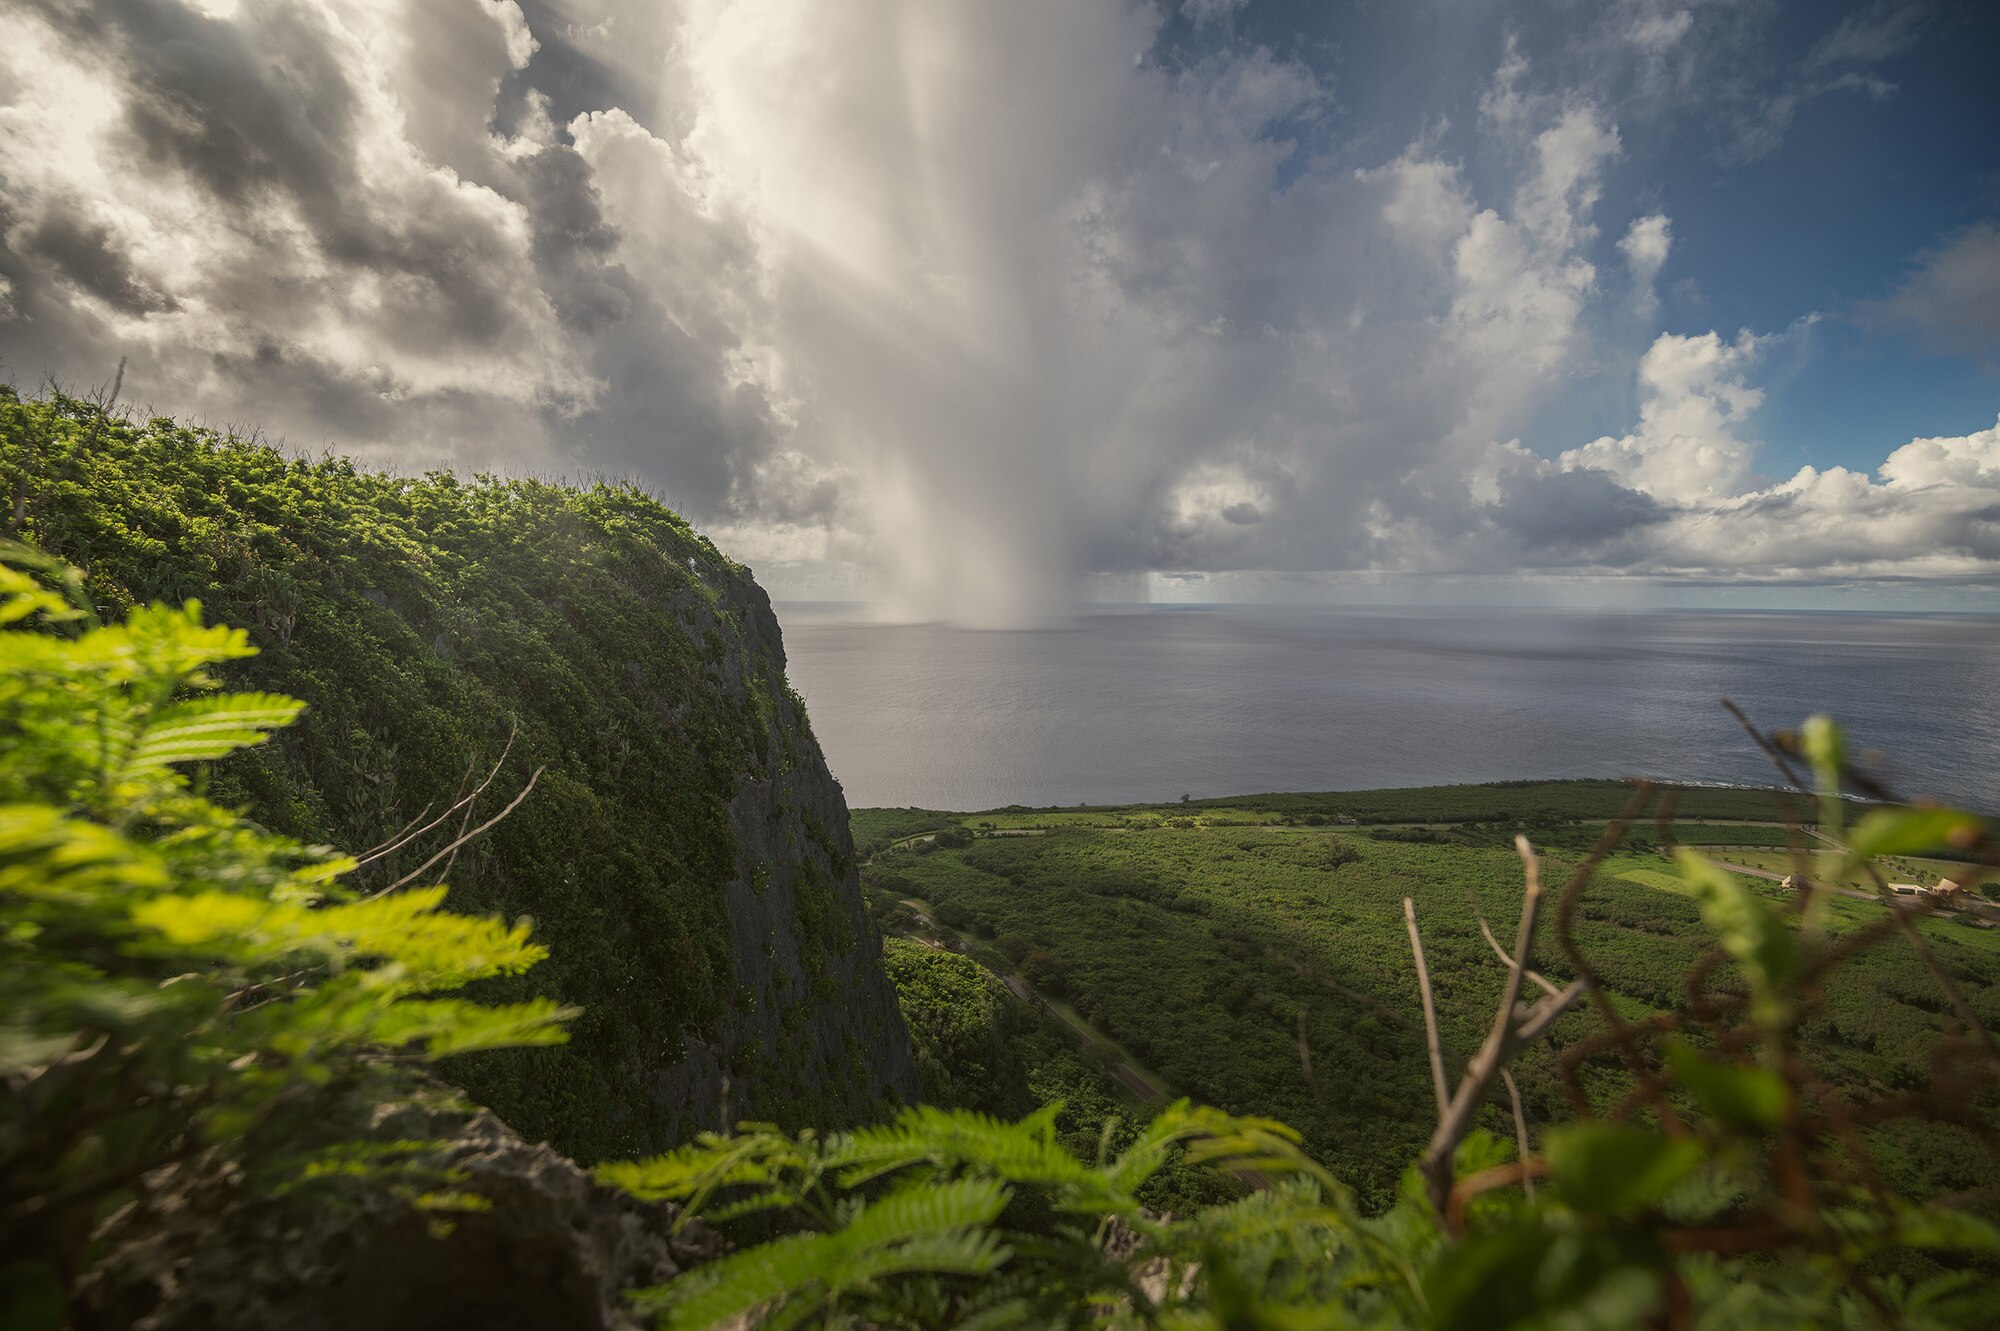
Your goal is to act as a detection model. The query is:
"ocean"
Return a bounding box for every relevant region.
[773,605,2000,813]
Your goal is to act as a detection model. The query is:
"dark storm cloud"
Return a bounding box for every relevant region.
[17,201,175,315]
[52,0,361,212]
[1489,465,1670,547]
[515,144,628,334]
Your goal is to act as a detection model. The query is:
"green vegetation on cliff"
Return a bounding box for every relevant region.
[0,554,572,1319]
[620,756,2000,1328]
[0,389,913,1160]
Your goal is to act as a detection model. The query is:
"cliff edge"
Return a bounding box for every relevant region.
[0,389,918,1157]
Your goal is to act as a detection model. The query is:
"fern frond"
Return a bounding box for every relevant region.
[598,1130,813,1224]
[831,1104,1094,1194]
[837,1177,1011,1252]
[116,691,303,780]
[1110,1102,1340,1201]
[368,997,576,1055]
[643,1178,1012,1331]
[0,804,170,903]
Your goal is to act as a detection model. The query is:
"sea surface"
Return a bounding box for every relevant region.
[773,605,2000,812]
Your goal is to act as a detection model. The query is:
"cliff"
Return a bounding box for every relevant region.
[0,389,917,1158]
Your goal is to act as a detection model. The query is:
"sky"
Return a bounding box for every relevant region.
[2,0,1997,623]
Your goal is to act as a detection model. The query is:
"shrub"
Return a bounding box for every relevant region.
[0,547,571,1324]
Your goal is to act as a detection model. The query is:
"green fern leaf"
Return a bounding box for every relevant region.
[117,691,303,780]
[647,1178,1012,1330]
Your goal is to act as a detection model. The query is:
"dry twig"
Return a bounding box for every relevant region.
[1403,898,1449,1120]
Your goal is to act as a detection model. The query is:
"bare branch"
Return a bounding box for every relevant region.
[1474,911,1561,998]
[1403,898,1449,1120]
[1722,699,1811,798]
[1553,782,1667,1121]
[1418,839,1595,1224]
[1486,837,1545,1064]
[355,728,518,869]
[1500,1067,1534,1198]
[367,766,543,899]
[1515,980,1587,1044]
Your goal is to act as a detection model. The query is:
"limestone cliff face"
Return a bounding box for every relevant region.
[646,568,920,1135]
[3,404,916,1158]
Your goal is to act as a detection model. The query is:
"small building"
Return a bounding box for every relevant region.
[1890,884,1925,898]
[1780,874,1802,891]
[1933,878,1965,899]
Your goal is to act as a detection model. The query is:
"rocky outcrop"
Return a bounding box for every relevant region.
[76,1085,719,1331]
[644,570,920,1136]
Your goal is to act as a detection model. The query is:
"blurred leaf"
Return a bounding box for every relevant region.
[1803,713,1845,818]
[1663,1039,1788,1130]
[1425,1221,1660,1331]
[1846,806,1983,861]
[0,1025,76,1077]
[1676,850,1799,1029]
[1543,1123,1705,1216]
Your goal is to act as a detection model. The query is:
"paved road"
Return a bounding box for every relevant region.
[1706,856,1937,907]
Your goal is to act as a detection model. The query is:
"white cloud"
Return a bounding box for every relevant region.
[1619,213,1671,309]
[478,0,540,69]
[1880,416,2000,489]
[1561,329,1763,504]
[1628,9,1693,53]
[0,0,1988,618]
[1628,414,2000,581]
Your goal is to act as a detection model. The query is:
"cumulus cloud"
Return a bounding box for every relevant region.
[1561,329,1764,504]
[0,0,1991,619]
[1622,414,2000,582]
[1619,214,1671,310]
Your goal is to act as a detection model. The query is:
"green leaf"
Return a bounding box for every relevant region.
[1424,1221,1661,1331]
[117,691,304,779]
[1803,713,1846,839]
[1663,1040,1788,1130]
[645,1178,1012,1331]
[1846,806,1983,861]
[0,1025,78,1078]
[1542,1123,1705,1216]
[1675,849,1799,1029]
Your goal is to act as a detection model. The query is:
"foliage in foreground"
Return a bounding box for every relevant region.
[0,547,571,1320]
[612,733,2000,1329]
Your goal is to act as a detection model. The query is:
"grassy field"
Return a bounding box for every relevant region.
[860,780,2000,1210]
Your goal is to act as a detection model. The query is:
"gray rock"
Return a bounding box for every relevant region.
[76,1087,718,1331]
